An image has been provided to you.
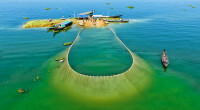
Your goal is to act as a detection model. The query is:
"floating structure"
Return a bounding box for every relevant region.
[127,6,134,9]
[18,89,25,94]
[24,17,29,19]
[64,42,72,46]
[45,8,51,10]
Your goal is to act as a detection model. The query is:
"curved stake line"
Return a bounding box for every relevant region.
[53,27,153,100]
[66,27,134,77]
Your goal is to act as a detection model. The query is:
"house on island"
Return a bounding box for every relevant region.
[75,10,95,20]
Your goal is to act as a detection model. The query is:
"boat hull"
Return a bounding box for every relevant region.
[50,21,73,30]
[161,55,169,67]
[109,15,123,18]
[108,20,129,23]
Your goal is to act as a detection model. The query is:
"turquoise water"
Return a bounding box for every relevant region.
[0,0,200,109]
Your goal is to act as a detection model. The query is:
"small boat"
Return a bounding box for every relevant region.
[108,19,129,23]
[49,21,73,30]
[78,10,95,15]
[161,49,169,68]
[60,18,65,20]
[109,15,123,18]
[60,16,65,20]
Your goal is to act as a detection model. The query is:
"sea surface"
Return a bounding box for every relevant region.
[0,0,200,109]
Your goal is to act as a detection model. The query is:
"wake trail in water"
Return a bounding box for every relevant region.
[129,18,152,23]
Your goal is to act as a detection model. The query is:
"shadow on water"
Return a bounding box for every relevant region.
[162,63,167,72]
[47,26,72,37]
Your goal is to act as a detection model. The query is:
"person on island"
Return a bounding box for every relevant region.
[48,18,52,22]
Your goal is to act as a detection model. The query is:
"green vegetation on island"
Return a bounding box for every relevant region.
[45,8,51,10]
[127,6,134,9]
[106,3,110,5]
[188,5,192,6]
[23,19,76,28]
[64,42,72,46]
[24,17,29,19]
[110,8,114,10]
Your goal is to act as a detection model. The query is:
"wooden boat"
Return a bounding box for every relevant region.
[49,21,73,30]
[108,19,129,23]
[78,10,94,15]
[60,18,65,20]
[60,16,66,20]
[47,25,72,37]
[161,50,169,68]
[109,15,123,18]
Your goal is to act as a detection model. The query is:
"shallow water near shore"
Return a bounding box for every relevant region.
[1,0,200,109]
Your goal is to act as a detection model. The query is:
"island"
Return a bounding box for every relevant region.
[23,10,128,28]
